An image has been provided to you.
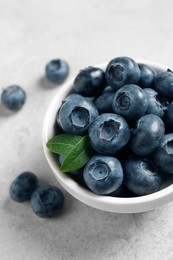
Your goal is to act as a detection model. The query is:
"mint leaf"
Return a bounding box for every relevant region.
[60,135,95,172]
[46,134,82,155]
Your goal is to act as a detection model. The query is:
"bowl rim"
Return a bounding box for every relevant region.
[42,59,173,213]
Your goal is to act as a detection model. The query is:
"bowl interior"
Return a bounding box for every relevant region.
[42,60,173,213]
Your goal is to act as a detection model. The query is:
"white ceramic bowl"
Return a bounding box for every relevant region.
[42,60,173,213]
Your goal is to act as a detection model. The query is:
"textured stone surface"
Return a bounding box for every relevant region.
[1,0,173,259]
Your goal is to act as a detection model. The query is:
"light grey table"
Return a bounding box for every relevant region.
[1,0,173,259]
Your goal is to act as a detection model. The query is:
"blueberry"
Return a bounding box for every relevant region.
[10,172,38,202]
[57,94,98,135]
[153,134,173,174]
[143,88,168,118]
[88,113,130,154]
[166,102,173,129]
[112,84,148,121]
[31,185,64,218]
[45,59,69,83]
[123,155,161,195]
[129,114,165,156]
[105,56,140,91]
[83,155,123,195]
[1,85,26,110]
[73,66,106,97]
[94,88,114,114]
[138,63,156,88]
[155,71,173,98]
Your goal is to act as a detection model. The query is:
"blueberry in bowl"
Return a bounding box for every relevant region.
[88,113,130,154]
[57,93,98,135]
[138,63,156,88]
[123,155,161,196]
[129,114,165,156]
[105,56,140,91]
[43,58,173,213]
[73,66,106,97]
[153,134,173,174]
[143,88,168,118]
[83,155,123,195]
[112,84,148,121]
[94,87,114,113]
[155,70,173,99]
[166,101,173,129]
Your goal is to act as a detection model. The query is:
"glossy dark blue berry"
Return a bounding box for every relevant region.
[94,87,114,114]
[129,114,165,156]
[166,102,173,129]
[31,185,64,218]
[155,71,173,98]
[105,56,140,91]
[83,155,123,195]
[1,85,26,110]
[153,134,173,174]
[10,172,38,202]
[138,63,156,88]
[143,88,168,118]
[57,94,98,135]
[73,66,106,97]
[112,84,148,121]
[45,59,69,83]
[123,155,161,195]
[88,113,130,154]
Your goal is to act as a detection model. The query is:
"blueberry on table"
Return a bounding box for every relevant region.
[57,94,98,135]
[138,63,156,88]
[129,114,165,156]
[153,134,173,174]
[10,172,38,202]
[31,185,64,218]
[123,155,161,196]
[166,102,173,129]
[105,56,140,91]
[143,88,168,118]
[155,70,173,99]
[1,85,26,110]
[112,84,148,121]
[73,66,106,97]
[88,113,130,154]
[45,59,69,83]
[83,155,123,195]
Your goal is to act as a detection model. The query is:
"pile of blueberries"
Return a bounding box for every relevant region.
[57,56,173,197]
[2,59,69,217]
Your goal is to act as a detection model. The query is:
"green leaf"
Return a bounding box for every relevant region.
[46,134,82,155]
[60,135,95,172]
